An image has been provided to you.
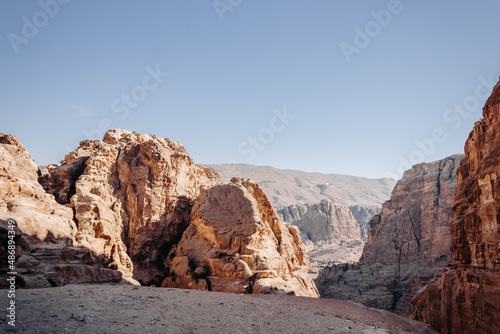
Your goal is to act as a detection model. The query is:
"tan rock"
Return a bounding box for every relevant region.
[44,129,220,284]
[0,134,122,288]
[163,178,319,297]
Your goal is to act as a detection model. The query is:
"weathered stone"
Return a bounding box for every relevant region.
[278,199,364,276]
[316,155,462,314]
[0,134,122,287]
[43,129,220,284]
[163,178,319,297]
[410,79,500,334]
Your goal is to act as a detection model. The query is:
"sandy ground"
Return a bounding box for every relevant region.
[0,283,436,334]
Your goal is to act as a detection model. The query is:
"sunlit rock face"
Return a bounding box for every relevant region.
[162,178,320,298]
[0,133,121,288]
[41,129,221,284]
[2,129,318,297]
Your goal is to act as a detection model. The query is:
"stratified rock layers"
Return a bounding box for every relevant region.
[316,155,462,314]
[410,80,500,333]
[162,178,319,298]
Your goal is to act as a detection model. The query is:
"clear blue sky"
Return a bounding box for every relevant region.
[1,1,499,179]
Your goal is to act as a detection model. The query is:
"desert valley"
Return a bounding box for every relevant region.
[2,2,500,333]
[1,78,500,333]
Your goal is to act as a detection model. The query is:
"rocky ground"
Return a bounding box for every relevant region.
[0,283,436,334]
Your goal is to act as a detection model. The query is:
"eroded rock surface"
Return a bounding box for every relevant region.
[348,205,381,240]
[42,129,220,284]
[2,130,318,297]
[410,79,500,334]
[163,178,319,297]
[278,199,364,276]
[0,134,121,288]
[316,155,462,314]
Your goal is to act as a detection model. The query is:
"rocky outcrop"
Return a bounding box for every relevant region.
[41,129,220,284]
[348,205,381,240]
[316,155,462,314]
[277,199,364,276]
[0,134,122,288]
[278,199,362,244]
[162,178,319,297]
[410,80,500,333]
[2,129,318,297]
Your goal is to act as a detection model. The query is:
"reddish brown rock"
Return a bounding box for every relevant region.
[43,129,221,284]
[162,178,319,297]
[410,79,500,333]
[2,130,318,297]
[316,155,462,314]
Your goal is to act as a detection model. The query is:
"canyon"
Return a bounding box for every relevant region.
[409,79,500,333]
[211,164,395,273]
[316,155,463,314]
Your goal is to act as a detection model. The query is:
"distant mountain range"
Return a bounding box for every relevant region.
[208,164,397,208]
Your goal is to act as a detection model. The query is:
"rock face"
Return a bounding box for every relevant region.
[0,134,121,288]
[210,164,393,271]
[41,129,220,284]
[348,205,381,240]
[1,129,318,297]
[278,199,364,276]
[316,155,463,314]
[278,199,362,244]
[410,80,500,333]
[162,178,319,298]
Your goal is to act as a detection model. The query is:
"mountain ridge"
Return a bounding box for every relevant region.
[208,163,396,208]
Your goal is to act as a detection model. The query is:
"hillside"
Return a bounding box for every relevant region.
[208,164,396,208]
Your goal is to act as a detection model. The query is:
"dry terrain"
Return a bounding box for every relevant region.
[1,283,436,334]
[209,164,396,207]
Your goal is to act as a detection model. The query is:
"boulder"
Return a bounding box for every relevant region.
[163,178,319,297]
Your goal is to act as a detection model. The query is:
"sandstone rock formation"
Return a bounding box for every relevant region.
[278,199,364,275]
[316,155,463,314]
[2,129,319,297]
[41,129,220,284]
[0,134,121,288]
[278,199,361,244]
[410,79,500,333]
[348,204,381,240]
[162,178,319,297]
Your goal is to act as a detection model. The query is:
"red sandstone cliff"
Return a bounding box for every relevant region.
[410,79,500,333]
[316,155,462,314]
